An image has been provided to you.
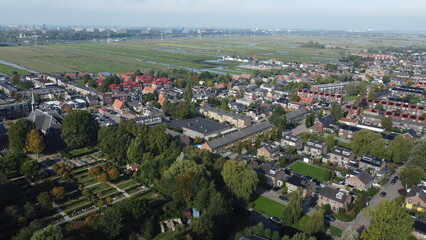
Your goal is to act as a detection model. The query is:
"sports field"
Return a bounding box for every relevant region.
[0,35,424,74]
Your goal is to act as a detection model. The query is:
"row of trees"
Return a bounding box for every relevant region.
[351,129,413,162]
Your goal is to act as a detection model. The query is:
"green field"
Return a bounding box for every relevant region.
[0,35,424,74]
[289,161,329,181]
[0,63,30,75]
[251,194,286,219]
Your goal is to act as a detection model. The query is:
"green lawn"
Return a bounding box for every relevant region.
[115,179,139,189]
[292,215,310,232]
[81,177,98,186]
[62,199,92,213]
[68,147,95,157]
[88,183,110,193]
[336,141,352,149]
[328,225,343,236]
[251,194,286,219]
[344,95,359,101]
[289,161,329,181]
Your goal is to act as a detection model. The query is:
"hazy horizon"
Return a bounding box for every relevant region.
[1,0,426,32]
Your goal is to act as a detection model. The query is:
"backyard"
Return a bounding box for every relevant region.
[289,161,329,181]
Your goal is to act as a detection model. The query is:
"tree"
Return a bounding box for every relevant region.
[13,219,44,240]
[8,119,35,152]
[106,197,113,204]
[25,129,45,155]
[97,199,105,208]
[127,137,145,163]
[184,82,193,103]
[351,130,383,156]
[107,168,120,181]
[51,187,66,201]
[367,89,377,100]
[409,140,426,167]
[335,226,359,240]
[330,103,343,119]
[23,201,35,218]
[317,108,324,120]
[282,190,303,226]
[98,173,108,182]
[307,208,324,235]
[37,192,52,206]
[236,141,242,154]
[374,104,384,111]
[61,110,99,148]
[325,134,335,152]
[221,160,258,203]
[305,113,315,128]
[389,135,413,163]
[290,92,300,102]
[97,208,123,239]
[361,200,414,240]
[380,117,392,131]
[20,160,39,178]
[400,165,425,189]
[30,224,63,240]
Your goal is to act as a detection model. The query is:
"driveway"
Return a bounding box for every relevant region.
[255,187,288,206]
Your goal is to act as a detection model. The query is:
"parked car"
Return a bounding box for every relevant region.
[391,179,397,184]
[409,212,419,219]
[270,217,282,224]
[323,213,336,221]
[380,192,387,197]
[279,195,289,202]
[398,189,407,196]
[394,176,399,181]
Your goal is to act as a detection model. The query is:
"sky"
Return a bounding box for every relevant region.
[1,0,426,32]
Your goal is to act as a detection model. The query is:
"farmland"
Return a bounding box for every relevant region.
[0,35,424,74]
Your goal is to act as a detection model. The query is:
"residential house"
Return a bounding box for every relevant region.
[359,155,386,173]
[314,115,335,134]
[328,146,355,166]
[199,104,252,128]
[281,134,303,149]
[406,186,426,212]
[112,99,126,114]
[413,219,426,240]
[0,98,31,121]
[285,108,308,123]
[345,170,373,191]
[200,121,273,153]
[285,174,316,198]
[318,187,352,212]
[304,141,327,157]
[256,144,280,159]
[256,164,286,187]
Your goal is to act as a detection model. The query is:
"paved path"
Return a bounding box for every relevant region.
[52,202,71,221]
[107,182,131,197]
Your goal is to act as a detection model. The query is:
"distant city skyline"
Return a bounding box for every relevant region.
[1,0,426,32]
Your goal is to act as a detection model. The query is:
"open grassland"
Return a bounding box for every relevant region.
[0,35,425,74]
[0,63,30,75]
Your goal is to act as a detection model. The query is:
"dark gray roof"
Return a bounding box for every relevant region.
[318,115,335,126]
[287,175,303,187]
[134,116,162,126]
[306,140,325,150]
[206,121,273,150]
[283,134,301,143]
[285,108,307,121]
[414,220,426,235]
[406,186,426,204]
[354,171,373,185]
[361,155,383,168]
[319,187,349,204]
[28,109,62,134]
[331,146,353,158]
[168,117,231,136]
[0,123,7,136]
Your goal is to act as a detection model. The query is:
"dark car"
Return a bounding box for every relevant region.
[270,217,282,224]
[391,179,397,184]
[323,213,336,221]
[380,192,387,197]
[409,212,419,219]
[394,176,399,181]
[279,195,289,202]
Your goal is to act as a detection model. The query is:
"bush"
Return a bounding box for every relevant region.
[367,187,379,197]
